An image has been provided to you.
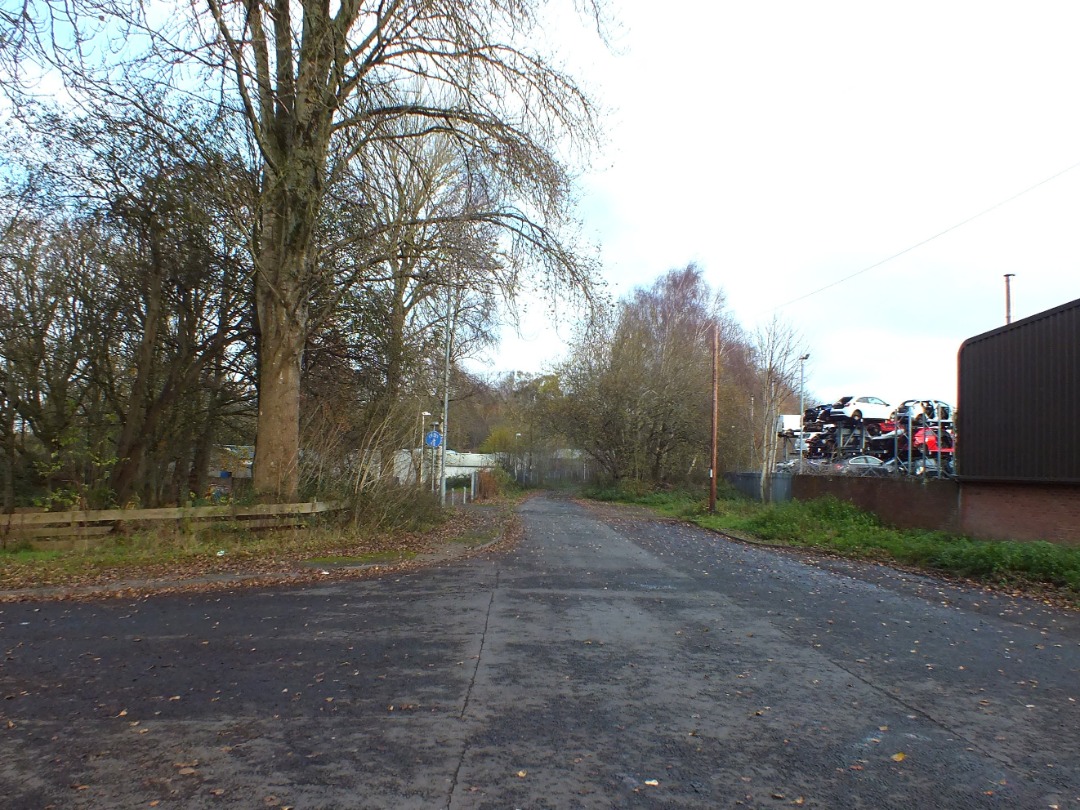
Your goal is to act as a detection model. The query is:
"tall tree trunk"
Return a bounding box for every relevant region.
[248,29,332,501]
[252,274,306,501]
[110,225,164,504]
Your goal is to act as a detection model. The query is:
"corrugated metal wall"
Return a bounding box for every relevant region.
[958,297,1080,482]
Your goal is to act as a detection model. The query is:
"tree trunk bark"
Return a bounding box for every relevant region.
[252,282,305,501]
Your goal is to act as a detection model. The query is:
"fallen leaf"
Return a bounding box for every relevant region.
[644,779,659,786]
[891,752,906,762]
[179,767,197,776]
[516,770,527,778]
[210,788,225,796]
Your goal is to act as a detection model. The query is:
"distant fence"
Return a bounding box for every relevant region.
[725,472,794,503]
[1,501,343,546]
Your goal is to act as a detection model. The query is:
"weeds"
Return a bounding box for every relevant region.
[582,484,710,519]
[587,485,1080,601]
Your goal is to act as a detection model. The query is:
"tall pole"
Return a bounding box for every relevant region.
[798,353,809,472]
[709,322,719,514]
[439,278,456,506]
[1004,273,1015,324]
[430,420,440,494]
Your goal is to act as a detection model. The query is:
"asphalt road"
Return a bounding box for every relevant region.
[2,494,1079,809]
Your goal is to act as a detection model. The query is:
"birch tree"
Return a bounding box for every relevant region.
[554,266,732,483]
[752,315,805,500]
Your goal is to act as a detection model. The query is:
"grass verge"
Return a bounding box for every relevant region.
[0,502,514,594]
[583,484,1080,603]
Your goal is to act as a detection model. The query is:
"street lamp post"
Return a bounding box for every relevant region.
[439,276,458,507]
[798,354,810,472]
[1004,273,1015,324]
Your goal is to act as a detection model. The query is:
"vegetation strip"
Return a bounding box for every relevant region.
[584,485,1080,605]
[0,504,518,601]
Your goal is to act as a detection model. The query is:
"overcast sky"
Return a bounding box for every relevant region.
[474,0,1080,409]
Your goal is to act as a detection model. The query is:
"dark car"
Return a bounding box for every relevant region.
[802,403,831,430]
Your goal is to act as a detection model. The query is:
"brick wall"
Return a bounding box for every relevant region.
[960,482,1080,546]
[789,476,1080,545]
[792,476,961,533]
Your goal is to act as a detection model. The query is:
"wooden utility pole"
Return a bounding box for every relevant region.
[709,322,719,513]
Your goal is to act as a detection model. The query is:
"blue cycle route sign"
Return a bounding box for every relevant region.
[424,430,443,448]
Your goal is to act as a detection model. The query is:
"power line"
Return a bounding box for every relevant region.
[768,158,1080,313]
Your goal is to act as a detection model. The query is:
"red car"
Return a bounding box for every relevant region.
[912,427,954,455]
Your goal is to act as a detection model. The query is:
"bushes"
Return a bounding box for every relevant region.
[927,539,1080,590]
[732,496,881,550]
[581,483,707,517]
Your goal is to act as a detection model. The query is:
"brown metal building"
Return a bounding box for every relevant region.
[957,297,1080,483]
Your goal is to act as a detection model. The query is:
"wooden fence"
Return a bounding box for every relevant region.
[1,501,343,545]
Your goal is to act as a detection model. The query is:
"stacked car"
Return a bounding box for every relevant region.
[792,395,956,477]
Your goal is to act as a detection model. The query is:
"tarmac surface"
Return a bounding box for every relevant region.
[2,494,1079,808]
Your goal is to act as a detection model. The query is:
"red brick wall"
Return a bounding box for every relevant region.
[792,476,961,533]
[960,483,1080,546]
[790,476,1080,545]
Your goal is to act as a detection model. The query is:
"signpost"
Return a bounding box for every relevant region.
[425,430,442,494]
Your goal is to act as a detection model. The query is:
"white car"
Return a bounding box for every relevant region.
[832,455,890,476]
[824,395,892,423]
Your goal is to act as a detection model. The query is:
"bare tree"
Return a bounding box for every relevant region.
[553,266,733,484]
[752,315,805,501]
[0,0,116,97]
[165,0,603,500]
[6,1,604,502]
